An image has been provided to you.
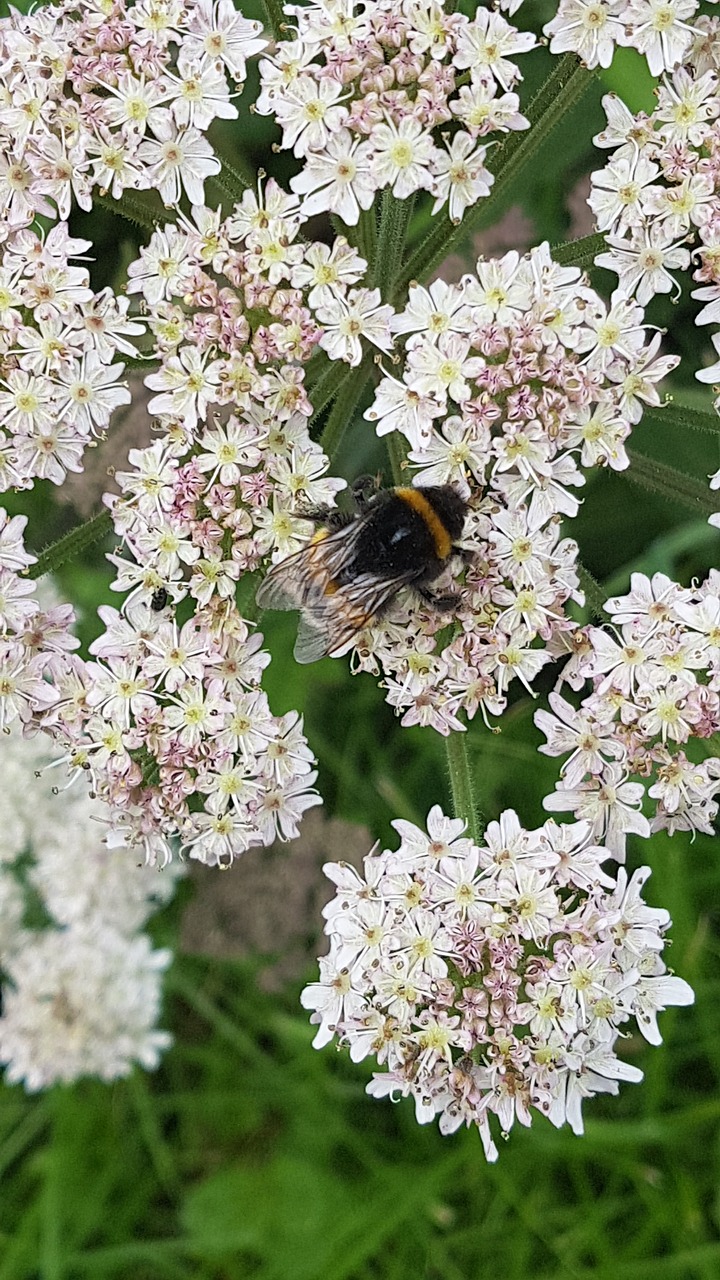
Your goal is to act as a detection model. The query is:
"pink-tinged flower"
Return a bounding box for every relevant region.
[316,288,394,366]
[544,0,626,70]
[430,132,494,223]
[619,0,698,77]
[146,346,225,434]
[453,8,535,89]
[368,116,436,200]
[274,74,349,158]
[544,763,651,860]
[290,130,375,225]
[0,642,58,730]
[183,0,267,80]
[136,117,221,207]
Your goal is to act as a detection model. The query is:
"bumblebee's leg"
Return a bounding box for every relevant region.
[415,585,461,612]
[299,506,355,531]
[350,473,383,511]
[454,546,476,565]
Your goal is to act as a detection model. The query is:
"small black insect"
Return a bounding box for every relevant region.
[256,478,468,663]
[150,587,170,612]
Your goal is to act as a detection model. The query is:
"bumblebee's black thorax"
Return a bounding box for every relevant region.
[349,485,466,584]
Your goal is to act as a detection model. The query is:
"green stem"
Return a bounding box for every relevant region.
[551,232,607,270]
[385,430,409,486]
[445,730,482,845]
[642,402,720,437]
[372,190,415,293]
[392,55,595,303]
[318,353,375,461]
[261,0,286,41]
[95,190,169,233]
[26,510,114,581]
[577,563,608,621]
[308,358,350,433]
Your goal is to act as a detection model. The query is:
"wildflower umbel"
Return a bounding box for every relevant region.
[0,224,138,490]
[256,0,532,225]
[303,805,693,1158]
[537,570,720,851]
[0,0,266,227]
[357,242,678,734]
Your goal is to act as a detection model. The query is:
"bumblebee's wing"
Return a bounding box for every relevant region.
[255,525,364,614]
[293,572,413,664]
[257,525,417,663]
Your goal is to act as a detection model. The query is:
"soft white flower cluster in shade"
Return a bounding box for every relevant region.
[0,0,266,228]
[0,731,181,1091]
[355,243,677,734]
[0,224,139,491]
[0,509,77,735]
[302,804,693,1157]
[255,0,532,225]
[541,0,719,74]
[537,571,720,853]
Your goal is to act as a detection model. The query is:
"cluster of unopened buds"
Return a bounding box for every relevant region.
[537,570,720,850]
[302,805,694,1156]
[0,0,266,225]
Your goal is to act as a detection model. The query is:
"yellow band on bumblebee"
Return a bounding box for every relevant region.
[394,488,453,561]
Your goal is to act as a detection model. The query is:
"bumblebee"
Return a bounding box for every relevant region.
[256,478,468,663]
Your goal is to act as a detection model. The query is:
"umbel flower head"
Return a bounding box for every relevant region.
[0,0,266,228]
[302,805,693,1159]
[256,0,532,225]
[355,242,678,734]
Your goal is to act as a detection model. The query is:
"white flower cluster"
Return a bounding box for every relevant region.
[256,0,532,225]
[302,804,693,1157]
[0,508,77,735]
[541,0,719,74]
[0,224,139,490]
[0,731,181,1090]
[538,570,720,851]
[353,242,677,733]
[0,0,266,227]
[587,47,720,519]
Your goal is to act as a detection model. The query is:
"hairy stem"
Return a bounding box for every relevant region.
[26,510,114,581]
[445,730,483,845]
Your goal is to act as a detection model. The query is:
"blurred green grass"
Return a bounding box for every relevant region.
[2,8,720,1276]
